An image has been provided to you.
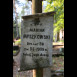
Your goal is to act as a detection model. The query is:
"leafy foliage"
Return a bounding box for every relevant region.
[44,0,64,33]
[21,2,29,16]
[13,0,30,39]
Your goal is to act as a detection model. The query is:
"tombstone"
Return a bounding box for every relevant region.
[20,11,56,71]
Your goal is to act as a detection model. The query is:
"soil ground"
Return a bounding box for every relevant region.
[52,56,64,71]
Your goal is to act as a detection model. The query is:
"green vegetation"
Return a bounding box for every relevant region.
[45,0,64,41]
[13,0,30,39]
[58,40,64,43]
[13,50,17,54]
[45,0,64,31]
[14,39,21,45]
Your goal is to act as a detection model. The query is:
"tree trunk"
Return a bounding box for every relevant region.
[13,0,19,38]
[57,32,59,41]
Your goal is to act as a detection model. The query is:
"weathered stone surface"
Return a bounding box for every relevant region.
[20,12,55,71]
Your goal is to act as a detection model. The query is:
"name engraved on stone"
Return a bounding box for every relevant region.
[23,34,50,39]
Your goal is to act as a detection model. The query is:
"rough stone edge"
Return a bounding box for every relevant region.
[22,11,56,19]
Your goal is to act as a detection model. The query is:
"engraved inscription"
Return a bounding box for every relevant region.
[23,34,50,39]
[20,14,54,71]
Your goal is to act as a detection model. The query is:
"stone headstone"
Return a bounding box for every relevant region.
[20,12,55,71]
